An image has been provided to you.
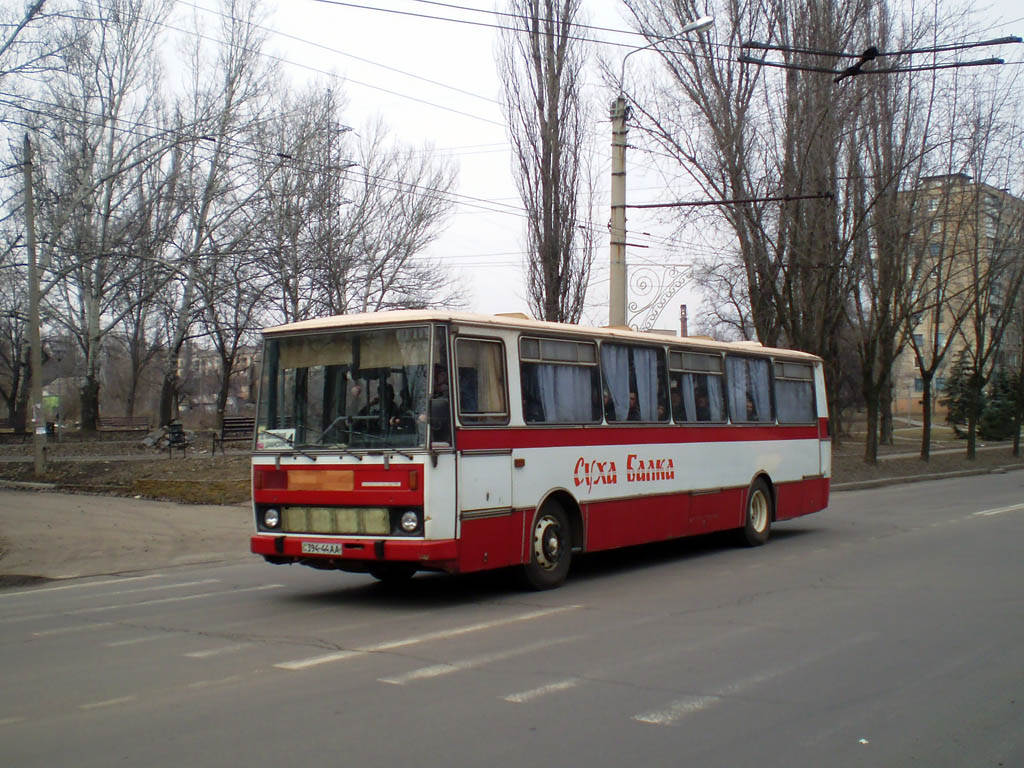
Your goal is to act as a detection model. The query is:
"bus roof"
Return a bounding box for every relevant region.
[263,310,821,362]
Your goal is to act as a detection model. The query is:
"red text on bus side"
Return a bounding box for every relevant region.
[573,457,618,491]
[626,454,675,483]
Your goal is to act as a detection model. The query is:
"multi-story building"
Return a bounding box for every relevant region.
[893,174,1024,420]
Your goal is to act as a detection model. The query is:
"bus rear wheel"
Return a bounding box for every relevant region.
[741,477,772,547]
[368,563,417,583]
[522,504,571,590]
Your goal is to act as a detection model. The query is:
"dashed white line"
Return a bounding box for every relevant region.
[32,621,115,638]
[504,678,582,703]
[79,695,138,710]
[633,633,875,726]
[379,635,579,685]
[185,643,252,659]
[633,695,723,724]
[187,676,244,690]
[971,503,1024,518]
[105,635,168,648]
[67,584,285,615]
[275,604,583,671]
[0,717,27,727]
[0,574,164,599]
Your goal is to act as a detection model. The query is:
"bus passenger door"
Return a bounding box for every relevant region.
[457,449,516,571]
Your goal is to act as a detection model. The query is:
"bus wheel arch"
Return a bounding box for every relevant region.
[741,474,774,547]
[522,491,579,590]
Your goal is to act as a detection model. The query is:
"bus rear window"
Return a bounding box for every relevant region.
[774,361,816,423]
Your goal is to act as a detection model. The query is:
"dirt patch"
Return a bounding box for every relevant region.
[0,453,250,505]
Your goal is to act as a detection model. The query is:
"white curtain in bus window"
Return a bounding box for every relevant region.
[534,364,596,422]
[278,334,353,369]
[726,356,773,422]
[456,339,508,424]
[632,347,660,420]
[774,361,816,423]
[601,344,666,421]
[669,352,725,422]
[600,344,630,421]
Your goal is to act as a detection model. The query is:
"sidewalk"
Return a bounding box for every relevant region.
[0,488,251,582]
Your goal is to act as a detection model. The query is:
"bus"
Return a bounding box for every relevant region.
[250,310,830,589]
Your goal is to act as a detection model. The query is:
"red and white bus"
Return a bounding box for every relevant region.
[250,311,830,588]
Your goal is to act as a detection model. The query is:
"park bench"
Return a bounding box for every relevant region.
[212,415,255,455]
[98,416,150,431]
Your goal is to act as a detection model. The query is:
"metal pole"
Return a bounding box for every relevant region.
[22,134,46,475]
[609,95,628,327]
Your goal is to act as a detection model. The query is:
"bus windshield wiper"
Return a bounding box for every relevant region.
[277,432,318,462]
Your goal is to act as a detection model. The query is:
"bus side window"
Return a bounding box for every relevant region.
[725,356,773,423]
[774,361,816,423]
[455,338,508,425]
[668,351,725,423]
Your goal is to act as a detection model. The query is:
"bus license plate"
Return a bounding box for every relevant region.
[301,542,344,555]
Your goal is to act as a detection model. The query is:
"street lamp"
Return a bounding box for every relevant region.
[609,15,714,328]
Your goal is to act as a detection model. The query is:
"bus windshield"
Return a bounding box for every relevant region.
[256,324,449,451]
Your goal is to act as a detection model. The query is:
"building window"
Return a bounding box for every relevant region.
[914,378,924,393]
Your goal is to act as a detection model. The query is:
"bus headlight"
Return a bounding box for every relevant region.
[263,508,281,529]
[400,511,419,533]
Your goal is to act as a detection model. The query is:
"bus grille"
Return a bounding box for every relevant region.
[281,506,390,535]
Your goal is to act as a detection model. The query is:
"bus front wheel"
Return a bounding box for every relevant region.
[522,503,571,590]
[741,477,772,547]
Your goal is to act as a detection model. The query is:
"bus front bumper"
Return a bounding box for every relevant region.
[250,534,459,572]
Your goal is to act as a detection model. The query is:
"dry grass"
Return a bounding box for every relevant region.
[0,424,1021,504]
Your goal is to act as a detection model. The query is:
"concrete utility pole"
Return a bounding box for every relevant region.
[22,133,46,475]
[609,95,629,328]
[609,16,714,329]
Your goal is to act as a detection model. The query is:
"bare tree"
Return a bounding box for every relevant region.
[30,0,175,430]
[498,0,594,323]
[254,98,463,324]
[155,0,277,426]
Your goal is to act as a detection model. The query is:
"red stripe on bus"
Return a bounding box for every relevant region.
[454,423,819,451]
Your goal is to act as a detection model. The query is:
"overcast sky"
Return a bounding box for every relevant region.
[182,0,1023,332]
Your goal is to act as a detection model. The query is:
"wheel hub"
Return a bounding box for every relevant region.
[533,516,563,571]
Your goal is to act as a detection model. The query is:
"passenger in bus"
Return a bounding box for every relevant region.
[627,391,641,421]
[603,389,616,422]
[745,392,758,421]
[670,387,685,421]
[694,387,711,421]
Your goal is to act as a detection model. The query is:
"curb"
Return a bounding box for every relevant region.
[832,464,1022,492]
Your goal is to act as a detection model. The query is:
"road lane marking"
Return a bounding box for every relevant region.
[634,695,722,724]
[379,635,579,685]
[276,604,583,671]
[67,584,285,615]
[185,643,253,659]
[65,579,221,600]
[505,678,581,703]
[0,717,27,726]
[971,503,1024,517]
[79,696,138,710]
[633,633,875,726]
[32,621,115,638]
[188,676,244,689]
[0,574,164,599]
[105,635,169,648]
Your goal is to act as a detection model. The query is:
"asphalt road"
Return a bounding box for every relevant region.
[1,472,1022,768]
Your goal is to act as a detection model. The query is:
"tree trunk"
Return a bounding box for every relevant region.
[919,372,934,461]
[863,398,879,464]
[79,376,99,432]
